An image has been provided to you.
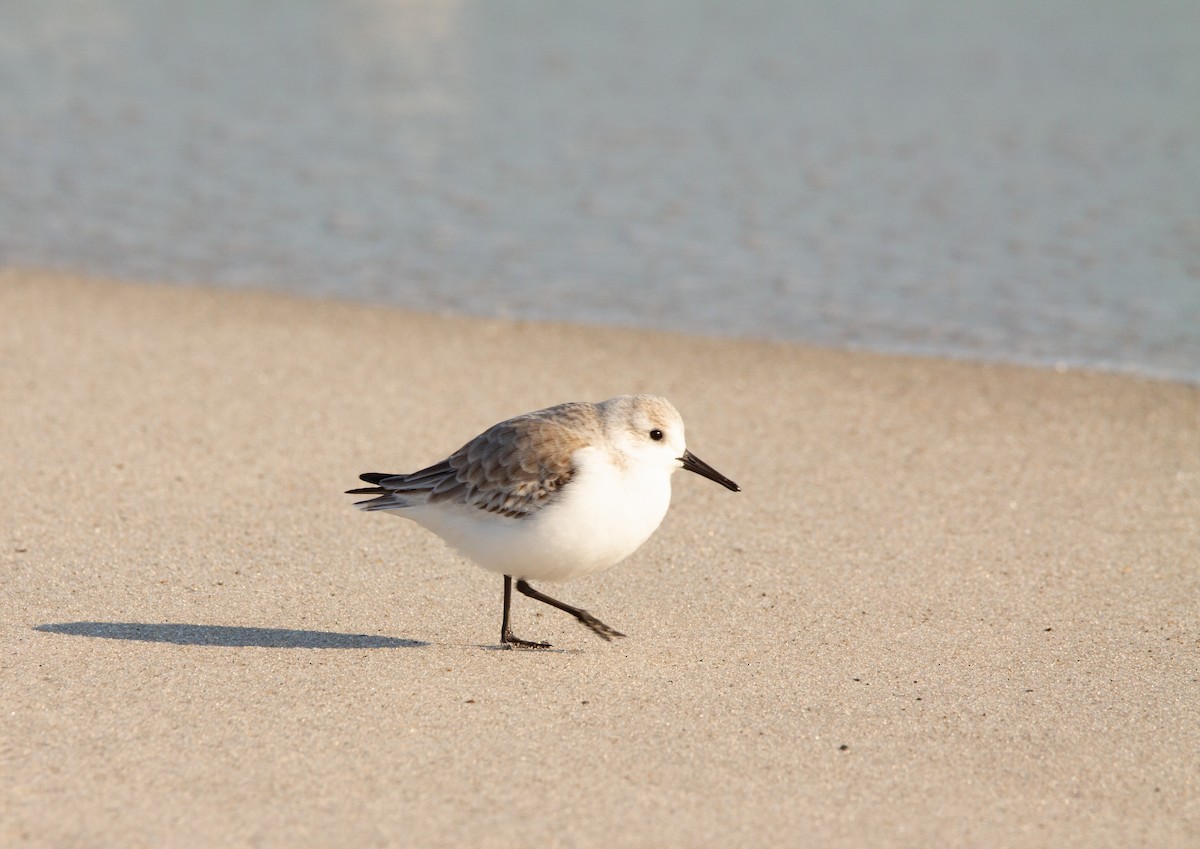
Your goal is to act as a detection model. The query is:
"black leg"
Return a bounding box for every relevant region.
[500,574,551,649]
[515,579,625,642]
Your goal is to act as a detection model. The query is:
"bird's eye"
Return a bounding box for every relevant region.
[649,429,664,441]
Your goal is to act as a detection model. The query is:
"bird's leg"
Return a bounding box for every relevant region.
[500,574,552,649]
[515,579,625,642]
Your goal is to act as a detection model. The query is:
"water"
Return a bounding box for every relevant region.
[3,1,1199,382]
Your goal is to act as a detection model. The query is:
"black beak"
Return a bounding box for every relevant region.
[679,450,740,492]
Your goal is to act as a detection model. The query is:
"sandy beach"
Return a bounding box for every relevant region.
[2,269,1198,848]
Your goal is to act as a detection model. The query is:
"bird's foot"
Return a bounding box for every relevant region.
[575,611,625,642]
[501,632,553,650]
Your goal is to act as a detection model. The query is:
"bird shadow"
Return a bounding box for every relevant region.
[34,621,427,649]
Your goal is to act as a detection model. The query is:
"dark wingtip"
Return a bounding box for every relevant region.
[347,472,397,494]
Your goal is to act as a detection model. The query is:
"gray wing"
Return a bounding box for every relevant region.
[347,404,594,518]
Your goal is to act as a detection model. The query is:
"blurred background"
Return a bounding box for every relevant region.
[3,0,1198,382]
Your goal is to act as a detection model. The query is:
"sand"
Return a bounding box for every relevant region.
[2,269,1198,848]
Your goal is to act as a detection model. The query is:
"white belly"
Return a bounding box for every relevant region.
[397,448,674,582]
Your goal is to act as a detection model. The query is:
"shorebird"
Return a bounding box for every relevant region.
[347,395,739,647]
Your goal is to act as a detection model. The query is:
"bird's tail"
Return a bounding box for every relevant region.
[345,473,412,511]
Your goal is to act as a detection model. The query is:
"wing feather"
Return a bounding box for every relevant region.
[348,402,598,518]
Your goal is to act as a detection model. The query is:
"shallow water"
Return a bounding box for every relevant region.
[3,1,1199,381]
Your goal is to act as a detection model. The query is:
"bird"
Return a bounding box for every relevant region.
[346,394,739,648]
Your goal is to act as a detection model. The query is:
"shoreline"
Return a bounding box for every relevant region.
[3,268,1198,848]
[10,264,1199,389]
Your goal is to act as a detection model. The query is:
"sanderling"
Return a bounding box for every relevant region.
[346,394,739,648]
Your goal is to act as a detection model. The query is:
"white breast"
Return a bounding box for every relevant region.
[402,445,675,583]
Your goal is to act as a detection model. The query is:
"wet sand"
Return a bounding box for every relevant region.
[3,270,1198,847]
